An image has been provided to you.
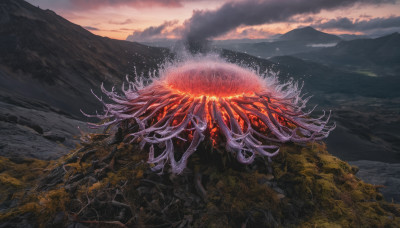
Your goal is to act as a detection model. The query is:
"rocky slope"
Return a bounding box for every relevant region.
[0,0,170,118]
[295,32,400,76]
[0,132,399,227]
[0,0,170,160]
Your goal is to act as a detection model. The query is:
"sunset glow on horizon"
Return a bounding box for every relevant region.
[26,0,400,41]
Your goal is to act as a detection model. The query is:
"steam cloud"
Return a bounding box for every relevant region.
[127,20,178,42]
[183,0,396,43]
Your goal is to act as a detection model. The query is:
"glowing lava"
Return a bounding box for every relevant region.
[164,61,263,97]
[84,57,335,174]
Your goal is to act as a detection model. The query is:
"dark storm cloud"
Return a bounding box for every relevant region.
[69,0,183,9]
[314,16,400,31]
[84,26,99,31]
[126,21,178,41]
[183,0,396,42]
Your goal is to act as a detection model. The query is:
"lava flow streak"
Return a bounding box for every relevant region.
[84,57,335,174]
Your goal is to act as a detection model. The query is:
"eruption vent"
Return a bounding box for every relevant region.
[164,61,263,97]
[84,57,335,174]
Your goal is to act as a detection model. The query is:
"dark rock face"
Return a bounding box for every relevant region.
[0,100,94,160]
[350,160,400,203]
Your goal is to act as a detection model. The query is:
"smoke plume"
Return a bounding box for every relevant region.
[127,20,178,42]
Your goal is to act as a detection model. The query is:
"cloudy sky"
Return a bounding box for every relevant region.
[26,0,400,41]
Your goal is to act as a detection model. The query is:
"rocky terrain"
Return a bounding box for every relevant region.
[0,1,400,226]
[0,0,169,160]
[0,97,93,160]
[0,0,170,118]
[295,32,400,77]
[1,131,399,227]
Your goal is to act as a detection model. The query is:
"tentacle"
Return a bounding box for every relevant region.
[212,101,244,152]
[86,70,335,175]
[237,102,291,142]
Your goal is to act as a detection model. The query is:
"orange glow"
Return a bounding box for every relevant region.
[140,84,293,146]
[142,59,300,144]
[84,55,335,174]
[163,60,264,97]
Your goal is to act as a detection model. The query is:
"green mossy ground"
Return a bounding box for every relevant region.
[0,132,399,227]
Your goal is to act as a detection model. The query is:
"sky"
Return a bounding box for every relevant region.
[26,0,400,41]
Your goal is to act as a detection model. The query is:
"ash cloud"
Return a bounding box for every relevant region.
[126,21,178,42]
[69,0,183,10]
[314,16,400,32]
[182,0,396,43]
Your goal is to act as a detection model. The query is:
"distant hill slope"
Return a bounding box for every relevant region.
[269,55,400,98]
[216,27,342,58]
[295,33,400,76]
[0,0,170,118]
[279,26,341,43]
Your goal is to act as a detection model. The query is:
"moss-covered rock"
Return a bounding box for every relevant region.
[0,133,399,227]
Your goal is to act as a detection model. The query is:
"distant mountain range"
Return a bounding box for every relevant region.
[295,32,400,76]
[279,26,341,43]
[216,27,343,58]
[216,26,400,77]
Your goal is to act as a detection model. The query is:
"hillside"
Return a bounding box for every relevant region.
[0,0,170,118]
[0,0,170,159]
[1,131,399,227]
[279,26,341,43]
[295,33,400,76]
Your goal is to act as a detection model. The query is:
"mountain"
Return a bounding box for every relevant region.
[0,0,170,159]
[339,34,370,40]
[295,33,400,76]
[216,27,342,58]
[279,26,341,43]
[269,55,400,98]
[0,0,170,118]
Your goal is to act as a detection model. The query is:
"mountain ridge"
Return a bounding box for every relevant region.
[294,32,400,76]
[215,27,342,58]
[0,0,170,118]
[279,26,342,43]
